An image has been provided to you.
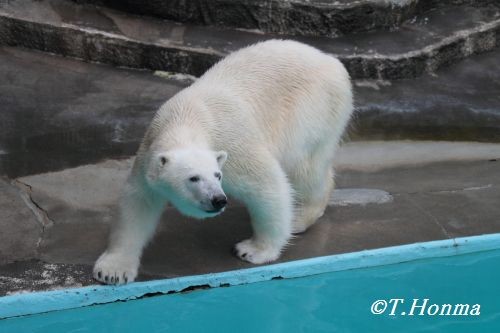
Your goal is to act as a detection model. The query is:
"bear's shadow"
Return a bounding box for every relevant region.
[139,204,255,279]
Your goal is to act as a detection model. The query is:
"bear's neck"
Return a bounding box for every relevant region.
[157,124,210,150]
[145,93,213,151]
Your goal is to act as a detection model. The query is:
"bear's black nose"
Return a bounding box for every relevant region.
[211,195,227,210]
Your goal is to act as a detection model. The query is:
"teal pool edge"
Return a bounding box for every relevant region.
[1,233,500,320]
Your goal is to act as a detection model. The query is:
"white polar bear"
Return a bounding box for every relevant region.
[93,40,353,284]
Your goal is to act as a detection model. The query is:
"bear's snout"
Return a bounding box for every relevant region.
[211,195,227,211]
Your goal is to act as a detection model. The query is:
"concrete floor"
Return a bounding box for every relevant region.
[0,46,499,295]
[1,142,499,295]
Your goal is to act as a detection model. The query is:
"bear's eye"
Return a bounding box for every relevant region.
[160,156,167,165]
[214,172,222,180]
[189,176,200,182]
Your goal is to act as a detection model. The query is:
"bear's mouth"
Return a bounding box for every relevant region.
[205,208,224,214]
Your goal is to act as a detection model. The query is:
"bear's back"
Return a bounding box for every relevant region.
[197,40,350,128]
[202,40,344,95]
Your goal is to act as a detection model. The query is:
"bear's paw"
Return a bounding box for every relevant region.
[93,251,139,285]
[232,239,281,264]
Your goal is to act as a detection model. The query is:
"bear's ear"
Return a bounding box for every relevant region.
[158,153,169,166]
[146,152,170,183]
[215,151,228,168]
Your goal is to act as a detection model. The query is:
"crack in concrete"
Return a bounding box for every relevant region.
[11,179,54,251]
[404,195,453,240]
[393,184,495,196]
[430,184,494,195]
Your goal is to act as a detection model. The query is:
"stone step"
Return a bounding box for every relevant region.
[352,48,500,142]
[73,0,497,37]
[1,45,499,179]
[1,0,500,79]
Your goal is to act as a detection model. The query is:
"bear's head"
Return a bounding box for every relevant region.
[146,148,228,219]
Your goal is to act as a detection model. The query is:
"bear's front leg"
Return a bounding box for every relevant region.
[231,158,293,264]
[93,183,165,284]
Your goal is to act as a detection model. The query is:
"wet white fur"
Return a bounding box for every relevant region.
[94,40,353,284]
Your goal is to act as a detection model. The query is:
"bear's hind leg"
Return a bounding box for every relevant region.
[291,160,334,234]
[230,157,293,264]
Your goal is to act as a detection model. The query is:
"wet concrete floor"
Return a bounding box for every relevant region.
[2,45,500,181]
[0,46,188,178]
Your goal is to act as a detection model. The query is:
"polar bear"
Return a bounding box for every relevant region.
[93,40,353,284]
